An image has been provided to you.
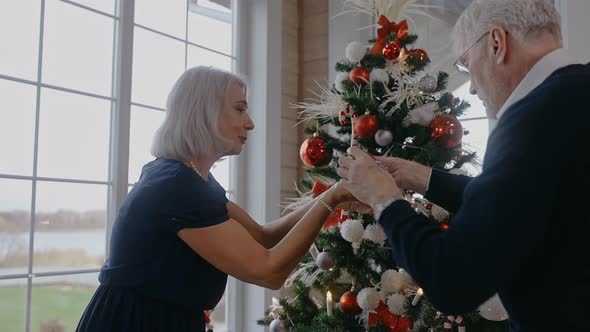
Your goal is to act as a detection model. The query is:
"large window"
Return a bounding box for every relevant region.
[454,81,489,175]
[0,0,234,331]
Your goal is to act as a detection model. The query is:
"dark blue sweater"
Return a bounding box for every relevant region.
[379,64,590,331]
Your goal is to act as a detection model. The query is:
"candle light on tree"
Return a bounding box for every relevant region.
[412,288,424,306]
[326,291,333,316]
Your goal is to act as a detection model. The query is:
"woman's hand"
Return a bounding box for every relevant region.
[337,146,404,209]
[374,156,432,195]
[324,181,373,214]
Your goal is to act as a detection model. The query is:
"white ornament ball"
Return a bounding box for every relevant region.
[374,129,394,147]
[386,293,407,315]
[449,168,469,176]
[405,103,437,127]
[269,318,287,332]
[385,61,402,77]
[357,287,380,311]
[418,74,437,93]
[345,41,366,62]
[363,224,387,245]
[334,72,350,93]
[369,68,389,84]
[478,294,509,321]
[315,251,335,270]
[380,269,414,293]
[340,219,365,243]
[430,204,449,222]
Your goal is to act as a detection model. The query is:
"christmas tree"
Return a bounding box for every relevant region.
[259,1,510,331]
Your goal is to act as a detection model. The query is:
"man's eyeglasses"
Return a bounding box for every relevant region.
[453,31,490,75]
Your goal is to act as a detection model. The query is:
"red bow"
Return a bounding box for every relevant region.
[312,180,346,230]
[367,301,413,332]
[369,15,409,55]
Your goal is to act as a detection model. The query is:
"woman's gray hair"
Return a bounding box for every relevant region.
[151,66,246,161]
[453,0,561,54]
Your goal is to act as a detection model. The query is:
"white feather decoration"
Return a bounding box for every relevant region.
[380,70,427,116]
[294,81,347,124]
[295,81,364,124]
[342,0,443,23]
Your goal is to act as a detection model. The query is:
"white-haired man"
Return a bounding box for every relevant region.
[337,0,590,330]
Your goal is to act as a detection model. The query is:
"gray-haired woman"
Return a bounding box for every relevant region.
[76,66,367,332]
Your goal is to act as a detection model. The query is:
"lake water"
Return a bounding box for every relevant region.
[0,231,106,286]
[3,231,106,257]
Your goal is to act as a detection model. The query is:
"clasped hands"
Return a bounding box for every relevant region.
[336,146,432,212]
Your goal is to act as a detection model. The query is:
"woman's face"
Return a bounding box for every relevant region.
[218,82,254,155]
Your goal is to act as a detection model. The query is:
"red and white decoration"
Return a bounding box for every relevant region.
[445,315,466,332]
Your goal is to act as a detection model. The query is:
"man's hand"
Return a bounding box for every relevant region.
[337,146,403,209]
[374,156,432,195]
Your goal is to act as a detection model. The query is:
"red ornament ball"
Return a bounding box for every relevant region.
[300,136,333,168]
[429,114,463,148]
[410,48,428,62]
[339,291,363,316]
[354,114,379,139]
[349,67,370,85]
[382,42,401,60]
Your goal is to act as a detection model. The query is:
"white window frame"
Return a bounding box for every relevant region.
[0,0,238,331]
[226,0,283,331]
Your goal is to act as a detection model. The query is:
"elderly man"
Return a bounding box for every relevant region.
[337,0,589,331]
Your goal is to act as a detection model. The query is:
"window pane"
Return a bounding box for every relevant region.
[37,89,111,181]
[128,106,165,183]
[0,0,40,81]
[34,182,107,272]
[43,0,114,96]
[0,279,27,332]
[455,81,487,120]
[132,28,185,108]
[0,179,32,276]
[135,0,187,39]
[0,80,37,176]
[461,119,489,175]
[211,158,230,191]
[187,45,232,70]
[70,0,115,15]
[31,273,99,332]
[188,11,232,55]
[197,0,232,13]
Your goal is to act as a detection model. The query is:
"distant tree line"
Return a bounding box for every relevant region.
[0,210,106,232]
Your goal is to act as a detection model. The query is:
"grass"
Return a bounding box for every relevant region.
[0,284,95,332]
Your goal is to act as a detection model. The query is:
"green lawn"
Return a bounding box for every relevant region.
[0,285,95,332]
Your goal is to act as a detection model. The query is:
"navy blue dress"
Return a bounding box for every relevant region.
[77,158,229,332]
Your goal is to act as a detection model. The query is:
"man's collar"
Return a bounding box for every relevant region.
[495,48,582,120]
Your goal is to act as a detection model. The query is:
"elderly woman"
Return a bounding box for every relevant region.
[77,66,365,332]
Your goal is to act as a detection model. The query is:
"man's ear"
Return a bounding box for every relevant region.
[490,27,508,65]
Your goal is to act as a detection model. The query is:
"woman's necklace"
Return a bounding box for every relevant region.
[187,160,208,181]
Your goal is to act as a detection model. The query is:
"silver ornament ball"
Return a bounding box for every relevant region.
[315,251,335,270]
[419,74,437,93]
[269,318,287,332]
[374,129,393,147]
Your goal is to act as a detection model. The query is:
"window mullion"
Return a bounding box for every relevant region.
[107,0,135,257]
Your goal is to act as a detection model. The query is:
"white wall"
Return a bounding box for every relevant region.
[556,0,590,63]
[229,0,282,331]
[328,0,374,82]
